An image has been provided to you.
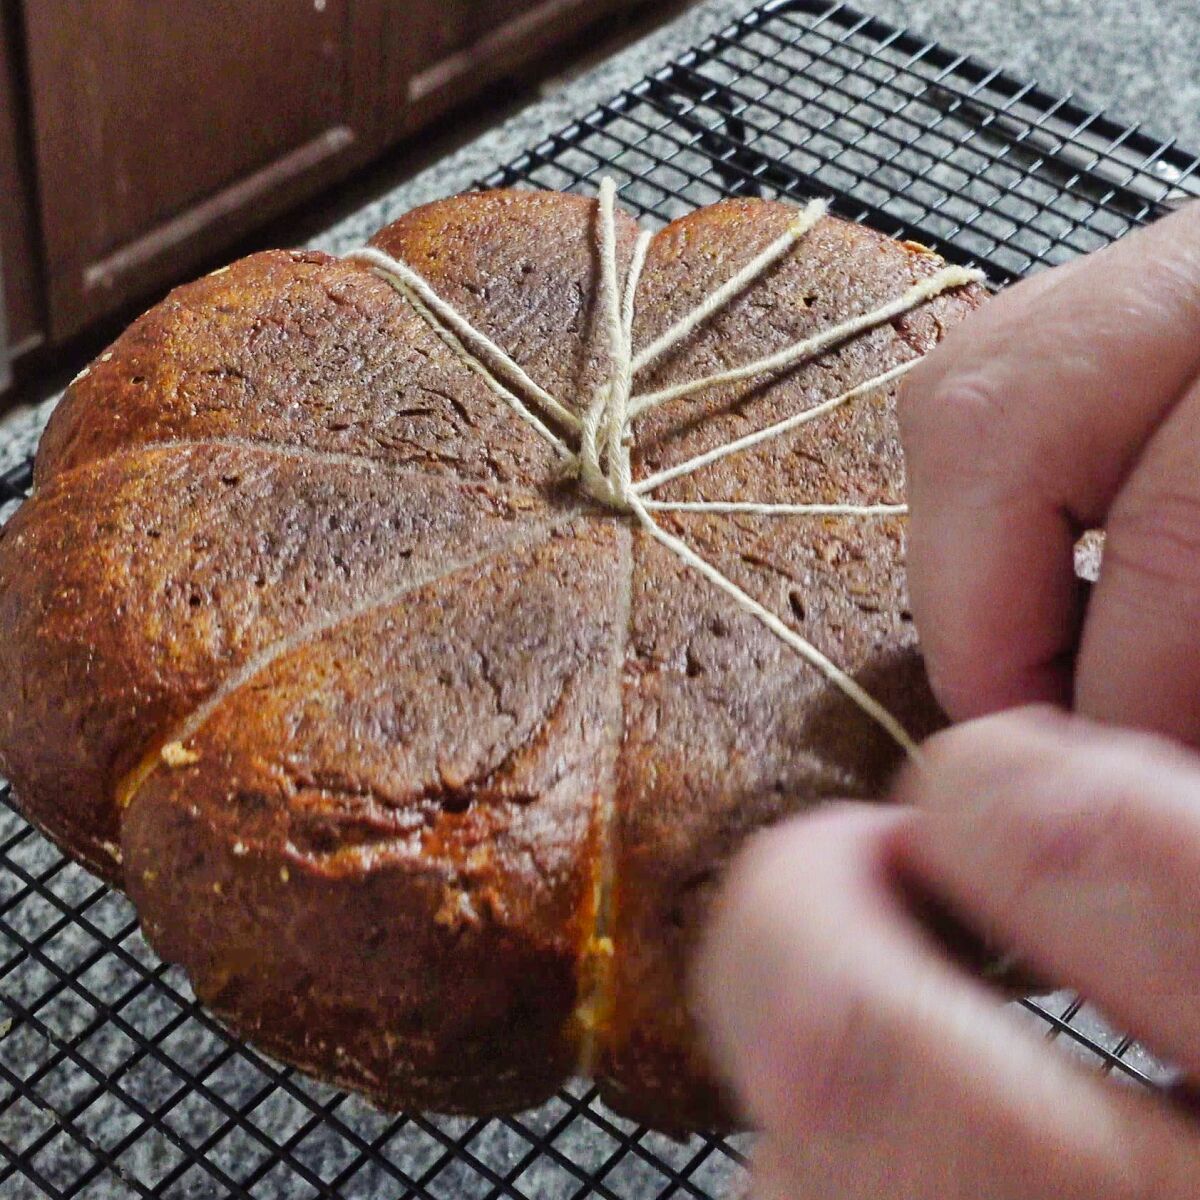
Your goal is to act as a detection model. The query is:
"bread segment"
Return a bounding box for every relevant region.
[629,198,977,508]
[370,189,643,420]
[38,249,562,490]
[122,521,628,1114]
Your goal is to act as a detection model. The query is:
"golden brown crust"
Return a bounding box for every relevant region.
[0,186,987,1127]
[37,247,561,489]
[369,188,643,418]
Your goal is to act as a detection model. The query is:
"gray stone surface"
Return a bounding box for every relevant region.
[1,1,1190,1195]
[872,0,1200,150]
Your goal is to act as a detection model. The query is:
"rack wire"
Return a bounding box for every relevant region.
[2,1,1196,1195]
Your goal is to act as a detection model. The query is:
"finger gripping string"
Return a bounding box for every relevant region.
[348,180,983,755]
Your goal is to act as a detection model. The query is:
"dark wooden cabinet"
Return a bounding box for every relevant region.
[0,0,642,385]
[22,0,409,340]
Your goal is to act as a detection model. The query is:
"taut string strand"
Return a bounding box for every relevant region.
[627,263,981,418]
[629,198,827,377]
[578,180,653,509]
[349,179,984,754]
[631,358,921,496]
[624,491,921,755]
[642,500,908,516]
[348,246,574,458]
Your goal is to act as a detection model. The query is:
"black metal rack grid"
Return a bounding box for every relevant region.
[2,1,1195,1196]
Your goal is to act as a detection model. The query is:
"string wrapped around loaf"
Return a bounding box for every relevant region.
[0,183,986,1131]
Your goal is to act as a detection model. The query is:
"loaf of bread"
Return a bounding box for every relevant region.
[0,187,985,1130]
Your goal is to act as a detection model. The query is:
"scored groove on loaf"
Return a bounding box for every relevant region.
[571,522,634,1076]
[28,434,533,499]
[114,510,585,817]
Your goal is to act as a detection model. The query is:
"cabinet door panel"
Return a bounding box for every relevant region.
[412,0,545,68]
[23,0,402,338]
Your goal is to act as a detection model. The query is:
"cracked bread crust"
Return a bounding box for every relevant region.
[0,187,986,1126]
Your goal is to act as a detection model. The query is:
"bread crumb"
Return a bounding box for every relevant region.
[587,935,614,958]
[212,881,223,895]
[232,841,248,857]
[142,869,158,883]
[100,351,113,362]
[101,840,123,865]
[279,866,290,883]
[209,265,230,277]
[70,365,91,386]
[435,888,477,929]
[161,741,200,767]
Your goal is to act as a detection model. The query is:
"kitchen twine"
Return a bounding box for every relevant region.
[347,180,983,757]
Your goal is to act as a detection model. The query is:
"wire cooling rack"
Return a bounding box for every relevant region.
[3,1,1198,1196]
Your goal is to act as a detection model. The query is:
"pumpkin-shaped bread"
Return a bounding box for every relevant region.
[0,186,985,1130]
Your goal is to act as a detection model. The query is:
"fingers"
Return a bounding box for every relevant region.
[898,200,1200,723]
[898,706,1200,1078]
[696,804,1200,1199]
[1076,379,1200,739]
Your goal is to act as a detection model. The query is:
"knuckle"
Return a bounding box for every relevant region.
[959,737,1141,875]
[1138,202,1200,321]
[1012,744,1192,886]
[898,370,994,444]
[1016,789,1144,882]
[921,716,1177,880]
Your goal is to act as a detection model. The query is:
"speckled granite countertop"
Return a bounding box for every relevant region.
[1,0,1198,472]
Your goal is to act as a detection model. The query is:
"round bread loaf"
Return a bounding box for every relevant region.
[0,187,985,1130]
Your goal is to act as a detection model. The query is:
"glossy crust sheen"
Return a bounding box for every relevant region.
[0,188,985,1127]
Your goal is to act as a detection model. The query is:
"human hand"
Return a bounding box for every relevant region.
[897,200,1200,740]
[697,709,1200,1199]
